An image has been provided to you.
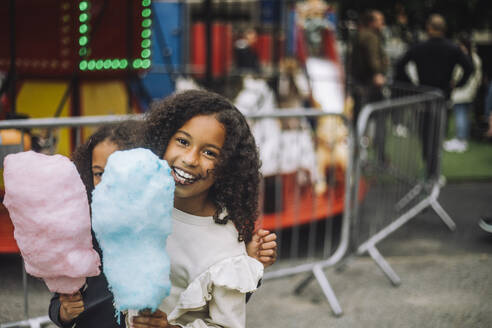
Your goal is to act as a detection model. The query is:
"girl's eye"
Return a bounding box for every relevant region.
[176,137,188,146]
[204,149,218,158]
[93,172,103,177]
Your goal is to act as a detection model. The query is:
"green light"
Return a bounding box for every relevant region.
[95,60,104,70]
[142,0,151,6]
[79,47,87,56]
[79,1,88,11]
[79,13,89,22]
[79,24,88,34]
[79,36,88,46]
[142,18,152,28]
[142,8,151,18]
[141,49,151,58]
[88,60,96,70]
[141,39,151,48]
[111,59,119,69]
[142,59,151,69]
[141,29,151,38]
[133,59,142,69]
[79,60,88,70]
[103,59,112,69]
[120,59,128,69]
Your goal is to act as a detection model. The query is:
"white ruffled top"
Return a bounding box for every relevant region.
[158,208,263,328]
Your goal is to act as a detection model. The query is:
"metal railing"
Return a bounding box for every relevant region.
[350,84,456,285]
[0,109,352,321]
[0,84,455,323]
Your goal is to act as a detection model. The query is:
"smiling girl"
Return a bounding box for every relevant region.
[132,90,269,327]
[49,96,276,328]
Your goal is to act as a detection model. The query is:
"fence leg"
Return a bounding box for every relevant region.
[430,199,456,231]
[394,183,423,212]
[367,246,401,286]
[312,265,343,316]
[293,274,314,295]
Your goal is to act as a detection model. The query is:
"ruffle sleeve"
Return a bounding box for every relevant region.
[168,254,263,319]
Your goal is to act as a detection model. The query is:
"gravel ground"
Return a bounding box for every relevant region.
[1,182,491,328]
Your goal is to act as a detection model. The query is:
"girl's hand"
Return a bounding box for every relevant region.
[59,291,84,323]
[132,309,179,328]
[247,229,278,268]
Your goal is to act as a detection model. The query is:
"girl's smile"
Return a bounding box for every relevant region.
[164,114,225,216]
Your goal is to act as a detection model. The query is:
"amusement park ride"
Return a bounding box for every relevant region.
[0,0,353,291]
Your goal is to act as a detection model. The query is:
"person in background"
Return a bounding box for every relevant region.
[350,9,388,165]
[350,9,388,124]
[444,33,482,153]
[234,27,260,74]
[394,14,474,179]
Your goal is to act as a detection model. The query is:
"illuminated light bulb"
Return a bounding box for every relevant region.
[88,60,96,70]
[79,61,88,70]
[79,24,88,34]
[79,36,88,46]
[95,60,103,70]
[103,59,112,69]
[142,59,151,69]
[142,8,151,18]
[112,59,119,69]
[79,2,88,11]
[79,13,89,22]
[141,29,151,38]
[120,59,128,69]
[141,49,151,58]
[142,0,151,6]
[133,59,142,69]
[79,48,87,56]
[142,18,152,28]
[141,39,151,48]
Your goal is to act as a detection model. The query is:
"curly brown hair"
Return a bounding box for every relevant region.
[72,119,145,203]
[144,89,261,243]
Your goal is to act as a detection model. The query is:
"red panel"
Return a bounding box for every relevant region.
[223,23,233,74]
[212,22,224,77]
[0,0,149,77]
[323,29,340,63]
[256,33,272,65]
[260,172,368,230]
[0,0,76,76]
[191,22,206,78]
[0,203,19,254]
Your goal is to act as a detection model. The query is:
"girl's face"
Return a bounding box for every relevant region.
[92,139,119,186]
[163,114,225,215]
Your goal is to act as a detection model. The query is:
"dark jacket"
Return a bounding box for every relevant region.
[49,234,125,328]
[395,37,474,99]
[351,27,388,84]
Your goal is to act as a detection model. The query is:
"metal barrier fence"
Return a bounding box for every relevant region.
[247,110,353,317]
[0,109,353,325]
[0,84,454,324]
[351,84,456,286]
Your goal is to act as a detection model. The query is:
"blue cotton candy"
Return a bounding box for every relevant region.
[91,148,175,313]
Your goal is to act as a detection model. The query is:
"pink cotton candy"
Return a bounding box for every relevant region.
[3,151,100,294]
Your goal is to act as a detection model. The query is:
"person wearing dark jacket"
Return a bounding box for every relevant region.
[394,14,474,179]
[394,14,473,100]
[351,9,388,123]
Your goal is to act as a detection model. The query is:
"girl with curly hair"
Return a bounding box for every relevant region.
[49,93,276,328]
[130,89,271,328]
